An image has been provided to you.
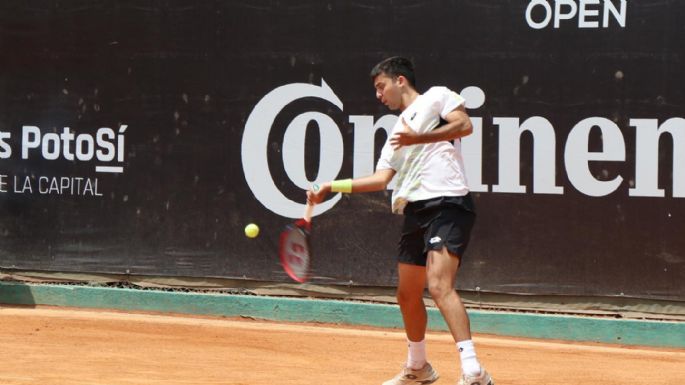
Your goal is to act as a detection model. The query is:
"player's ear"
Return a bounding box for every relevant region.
[396,75,407,87]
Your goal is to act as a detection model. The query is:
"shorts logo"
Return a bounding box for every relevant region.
[429,236,442,244]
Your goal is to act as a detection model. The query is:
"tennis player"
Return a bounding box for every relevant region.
[307,56,493,385]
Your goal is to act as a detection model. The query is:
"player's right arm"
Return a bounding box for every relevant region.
[307,168,395,204]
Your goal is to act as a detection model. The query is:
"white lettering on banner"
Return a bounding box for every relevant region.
[19,125,127,173]
[0,131,11,158]
[0,174,102,196]
[629,118,685,198]
[283,111,343,190]
[14,176,33,194]
[241,79,342,219]
[492,117,564,194]
[460,86,488,193]
[36,176,102,196]
[526,0,627,29]
[242,81,685,218]
[564,117,625,196]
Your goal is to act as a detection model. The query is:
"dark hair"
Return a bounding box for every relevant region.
[370,56,416,89]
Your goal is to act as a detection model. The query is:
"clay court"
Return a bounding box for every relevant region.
[1,305,683,385]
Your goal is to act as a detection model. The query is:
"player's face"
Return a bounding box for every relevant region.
[373,73,402,111]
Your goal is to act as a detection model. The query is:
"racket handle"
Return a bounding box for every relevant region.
[303,202,314,223]
[303,183,320,223]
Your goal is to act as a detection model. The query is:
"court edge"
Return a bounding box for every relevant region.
[1,281,683,349]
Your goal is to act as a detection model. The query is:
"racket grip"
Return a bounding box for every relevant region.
[303,183,319,223]
[303,202,314,223]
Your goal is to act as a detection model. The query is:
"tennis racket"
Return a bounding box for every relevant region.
[279,187,317,283]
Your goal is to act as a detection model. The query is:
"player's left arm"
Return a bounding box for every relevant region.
[389,105,473,149]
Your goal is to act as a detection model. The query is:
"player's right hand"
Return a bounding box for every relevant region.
[307,183,330,205]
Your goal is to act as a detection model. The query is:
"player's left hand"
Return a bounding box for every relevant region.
[390,118,419,150]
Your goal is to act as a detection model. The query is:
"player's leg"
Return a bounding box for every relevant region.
[423,202,475,344]
[426,248,470,341]
[382,262,439,385]
[382,227,440,385]
[397,262,427,343]
[396,217,431,365]
[426,248,493,385]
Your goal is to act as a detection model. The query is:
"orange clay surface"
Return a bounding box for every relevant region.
[1,305,684,385]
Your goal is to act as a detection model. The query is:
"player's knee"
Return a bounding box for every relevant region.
[396,286,423,305]
[427,280,452,303]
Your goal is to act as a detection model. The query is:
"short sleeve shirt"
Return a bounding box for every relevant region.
[376,86,469,214]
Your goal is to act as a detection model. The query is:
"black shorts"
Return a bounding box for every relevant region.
[397,194,476,266]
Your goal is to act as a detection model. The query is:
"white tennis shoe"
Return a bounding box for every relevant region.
[382,362,439,385]
[457,368,494,385]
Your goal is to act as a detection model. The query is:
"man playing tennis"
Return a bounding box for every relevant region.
[307,56,493,385]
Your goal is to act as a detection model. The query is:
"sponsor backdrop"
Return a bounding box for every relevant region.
[0,1,683,301]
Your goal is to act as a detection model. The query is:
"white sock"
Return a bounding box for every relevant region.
[407,338,427,370]
[457,340,481,377]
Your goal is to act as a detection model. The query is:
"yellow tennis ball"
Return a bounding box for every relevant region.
[244,223,259,238]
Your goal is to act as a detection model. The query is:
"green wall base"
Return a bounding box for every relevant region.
[1,281,683,349]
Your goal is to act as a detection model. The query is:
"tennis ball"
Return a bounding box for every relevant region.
[244,223,259,238]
